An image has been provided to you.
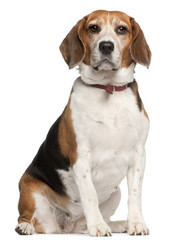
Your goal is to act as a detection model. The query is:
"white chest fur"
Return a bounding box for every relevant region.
[58,77,149,208]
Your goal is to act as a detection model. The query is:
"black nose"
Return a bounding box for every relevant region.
[99,41,114,55]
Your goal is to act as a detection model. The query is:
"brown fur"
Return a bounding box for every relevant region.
[32,218,45,234]
[143,108,149,120]
[58,97,77,167]
[59,18,86,69]
[18,174,38,225]
[130,18,151,67]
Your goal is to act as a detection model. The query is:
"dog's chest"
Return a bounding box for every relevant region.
[71,79,142,152]
[64,79,146,203]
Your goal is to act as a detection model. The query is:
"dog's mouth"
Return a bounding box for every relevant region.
[92,58,119,72]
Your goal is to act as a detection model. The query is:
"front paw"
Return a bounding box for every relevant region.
[128,221,149,235]
[88,222,112,237]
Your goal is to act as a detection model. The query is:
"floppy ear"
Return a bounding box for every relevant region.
[59,17,87,69]
[130,18,151,67]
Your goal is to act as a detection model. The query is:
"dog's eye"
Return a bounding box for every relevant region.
[88,25,100,33]
[116,26,128,35]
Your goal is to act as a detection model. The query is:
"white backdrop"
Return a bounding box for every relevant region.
[1,0,181,239]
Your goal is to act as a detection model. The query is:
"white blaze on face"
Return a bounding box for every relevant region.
[90,13,128,71]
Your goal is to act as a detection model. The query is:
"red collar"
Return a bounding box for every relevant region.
[91,84,127,94]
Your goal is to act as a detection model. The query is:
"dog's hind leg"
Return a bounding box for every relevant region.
[15,173,41,235]
[15,173,70,235]
[15,173,64,234]
[15,173,52,234]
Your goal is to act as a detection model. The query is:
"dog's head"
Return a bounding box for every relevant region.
[60,10,151,82]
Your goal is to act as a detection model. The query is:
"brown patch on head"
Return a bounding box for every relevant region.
[87,10,109,21]
[58,96,77,168]
[17,173,70,233]
[109,11,131,23]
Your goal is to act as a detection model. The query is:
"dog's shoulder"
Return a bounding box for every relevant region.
[128,80,149,120]
[25,99,77,195]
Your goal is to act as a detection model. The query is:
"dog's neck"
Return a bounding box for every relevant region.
[79,62,135,86]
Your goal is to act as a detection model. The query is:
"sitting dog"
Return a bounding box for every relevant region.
[15,10,151,236]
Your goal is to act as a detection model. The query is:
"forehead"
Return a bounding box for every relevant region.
[86,10,131,27]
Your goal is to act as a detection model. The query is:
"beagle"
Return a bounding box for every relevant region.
[15,10,151,236]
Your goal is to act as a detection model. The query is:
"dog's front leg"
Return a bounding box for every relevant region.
[73,158,112,237]
[127,147,149,235]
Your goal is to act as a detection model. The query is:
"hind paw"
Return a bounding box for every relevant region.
[15,222,35,235]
